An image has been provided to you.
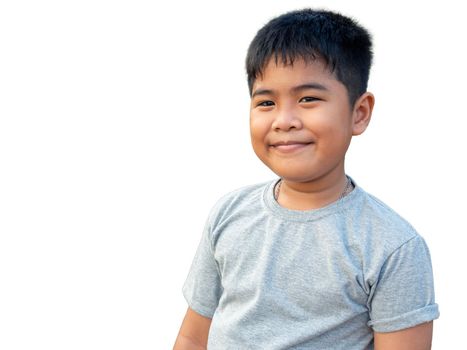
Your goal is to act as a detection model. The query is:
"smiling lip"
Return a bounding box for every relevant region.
[270,141,314,153]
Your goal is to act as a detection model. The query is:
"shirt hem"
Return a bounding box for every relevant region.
[182,287,216,319]
[368,304,440,333]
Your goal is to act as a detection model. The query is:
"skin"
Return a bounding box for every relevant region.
[374,322,434,349]
[174,58,433,349]
[249,58,373,210]
[173,307,211,350]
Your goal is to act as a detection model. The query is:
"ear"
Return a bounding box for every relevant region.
[352,92,375,136]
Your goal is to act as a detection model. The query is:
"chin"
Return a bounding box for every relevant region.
[271,168,318,183]
[267,156,345,182]
[271,164,340,184]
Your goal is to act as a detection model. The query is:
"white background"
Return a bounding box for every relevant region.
[0,0,465,348]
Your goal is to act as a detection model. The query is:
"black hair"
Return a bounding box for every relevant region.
[246,9,373,106]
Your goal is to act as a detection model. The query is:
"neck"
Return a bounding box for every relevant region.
[276,170,350,210]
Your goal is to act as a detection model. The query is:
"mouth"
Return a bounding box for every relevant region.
[270,141,314,153]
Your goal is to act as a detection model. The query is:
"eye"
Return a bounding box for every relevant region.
[299,96,320,103]
[256,100,275,107]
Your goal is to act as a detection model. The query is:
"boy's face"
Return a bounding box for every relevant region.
[249,58,365,184]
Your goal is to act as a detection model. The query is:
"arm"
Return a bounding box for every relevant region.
[173,307,212,350]
[374,321,433,350]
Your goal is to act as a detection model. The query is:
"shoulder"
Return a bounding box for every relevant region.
[347,186,436,293]
[205,180,272,228]
[351,186,421,251]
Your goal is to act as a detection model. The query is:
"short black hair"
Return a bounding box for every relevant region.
[246,9,373,105]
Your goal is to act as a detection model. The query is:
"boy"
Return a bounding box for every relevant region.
[174,9,439,350]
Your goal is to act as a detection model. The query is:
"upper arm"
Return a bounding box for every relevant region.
[174,307,212,349]
[374,321,433,350]
[368,236,439,332]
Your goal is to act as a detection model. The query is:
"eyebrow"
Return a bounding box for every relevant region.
[251,82,329,98]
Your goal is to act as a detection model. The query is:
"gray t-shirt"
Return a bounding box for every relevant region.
[182,179,439,349]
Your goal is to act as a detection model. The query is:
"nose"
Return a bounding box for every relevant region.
[271,106,303,131]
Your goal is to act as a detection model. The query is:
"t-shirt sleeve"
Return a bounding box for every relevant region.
[367,235,440,332]
[182,217,223,318]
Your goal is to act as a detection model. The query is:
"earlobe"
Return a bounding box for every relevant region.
[352,92,375,136]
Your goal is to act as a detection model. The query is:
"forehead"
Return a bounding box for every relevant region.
[254,58,336,87]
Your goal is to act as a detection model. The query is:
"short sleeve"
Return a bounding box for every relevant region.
[182,218,223,318]
[367,235,440,332]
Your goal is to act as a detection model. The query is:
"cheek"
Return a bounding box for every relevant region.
[310,119,352,153]
[249,116,270,139]
[310,108,352,135]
